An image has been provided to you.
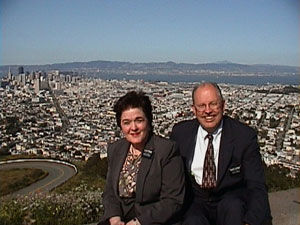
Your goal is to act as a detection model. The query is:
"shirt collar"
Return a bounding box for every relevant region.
[199,120,223,139]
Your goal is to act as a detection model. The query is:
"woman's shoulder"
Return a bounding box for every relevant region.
[152,134,176,146]
[151,135,178,155]
[107,138,128,151]
[150,135,182,163]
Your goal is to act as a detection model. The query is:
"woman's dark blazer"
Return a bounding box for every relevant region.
[101,134,185,225]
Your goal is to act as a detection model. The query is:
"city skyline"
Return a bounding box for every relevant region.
[1,72,299,172]
[1,0,299,67]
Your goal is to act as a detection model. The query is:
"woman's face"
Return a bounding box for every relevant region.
[120,107,150,148]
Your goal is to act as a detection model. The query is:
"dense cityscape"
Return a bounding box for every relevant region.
[0,67,299,175]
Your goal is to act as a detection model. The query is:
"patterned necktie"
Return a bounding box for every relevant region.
[202,134,216,188]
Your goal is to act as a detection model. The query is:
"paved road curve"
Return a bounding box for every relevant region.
[0,159,77,197]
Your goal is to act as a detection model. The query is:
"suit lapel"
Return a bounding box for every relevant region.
[135,135,155,202]
[217,117,234,186]
[186,120,199,171]
[112,139,130,198]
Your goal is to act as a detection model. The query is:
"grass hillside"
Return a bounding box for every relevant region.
[0,168,48,196]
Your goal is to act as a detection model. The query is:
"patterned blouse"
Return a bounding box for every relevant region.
[119,146,142,198]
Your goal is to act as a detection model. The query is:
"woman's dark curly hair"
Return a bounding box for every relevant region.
[113,91,153,132]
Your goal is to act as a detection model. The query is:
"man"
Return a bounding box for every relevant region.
[170,82,271,225]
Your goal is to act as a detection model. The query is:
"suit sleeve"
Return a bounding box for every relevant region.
[242,131,270,225]
[137,143,185,225]
[101,144,123,221]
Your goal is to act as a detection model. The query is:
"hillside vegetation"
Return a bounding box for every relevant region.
[0,155,107,225]
[0,168,48,196]
[0,155,299,225]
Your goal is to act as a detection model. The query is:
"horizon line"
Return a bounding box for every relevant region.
[1,59,299,68]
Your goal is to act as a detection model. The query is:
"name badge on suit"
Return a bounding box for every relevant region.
[229,165,241,175]
[142,149,154,159]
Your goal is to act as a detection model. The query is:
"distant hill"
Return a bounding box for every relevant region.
[0,60,299,77]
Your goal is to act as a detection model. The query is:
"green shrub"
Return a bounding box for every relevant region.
[0,189,104,225]
[264,164,300,192]
[0,200,25,225]
[84,153,108,178]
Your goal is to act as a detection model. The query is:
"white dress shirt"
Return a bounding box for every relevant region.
[191,121,223,185]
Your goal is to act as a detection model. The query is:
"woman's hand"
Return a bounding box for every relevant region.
[126,218,141,225]
[109,216,125,225]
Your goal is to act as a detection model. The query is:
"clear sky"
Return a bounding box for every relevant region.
[1,0,299,66]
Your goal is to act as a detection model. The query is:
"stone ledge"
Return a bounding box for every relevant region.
[269,187,300,225]
[87,188,300,225]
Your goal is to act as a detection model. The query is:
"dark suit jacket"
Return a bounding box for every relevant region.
[170,116,271,225]
[101,134,185,225]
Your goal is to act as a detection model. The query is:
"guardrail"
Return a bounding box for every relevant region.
[0,158,78,173]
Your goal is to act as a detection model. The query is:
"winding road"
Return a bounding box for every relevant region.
[0,159,77,197]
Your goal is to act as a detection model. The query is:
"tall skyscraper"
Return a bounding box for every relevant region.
[20,74,26,86]
[34,78,40,93]
[8,67,12,80]
[18,66,24,74]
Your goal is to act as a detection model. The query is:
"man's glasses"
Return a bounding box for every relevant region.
[193,101,221,112]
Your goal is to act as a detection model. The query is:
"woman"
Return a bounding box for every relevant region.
[99,91,185,225]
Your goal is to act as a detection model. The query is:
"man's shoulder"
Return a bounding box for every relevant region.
[170,119,199,141]
[223,115,256,134]
[173,119,198,130]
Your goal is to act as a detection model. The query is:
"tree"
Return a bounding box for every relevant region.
[264,163,300,192]
[84,153,108,179]
[5,117,21,135]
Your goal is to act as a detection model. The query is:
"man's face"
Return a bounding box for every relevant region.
[192,85,225,133]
